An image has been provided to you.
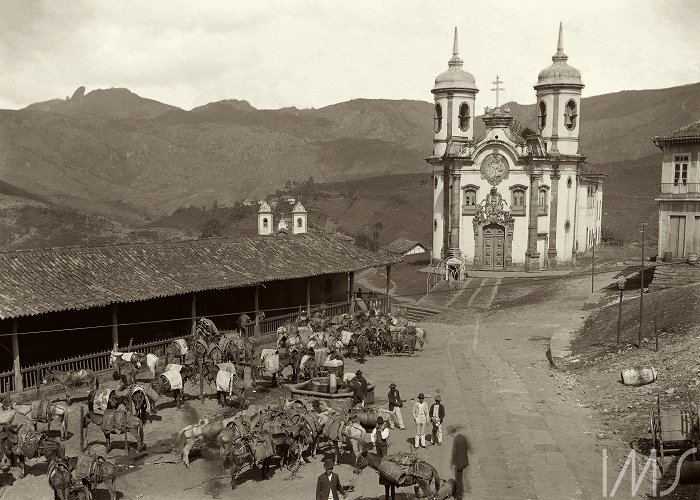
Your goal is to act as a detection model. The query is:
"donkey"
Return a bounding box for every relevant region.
[0,424,65,478]
[150,364,196,410]
[113,357,139,389]
[11,399,69,439]
[67,453,118,500]
[43,368,98,405]
[87,388,128,414]
[82,410,144,453]
[356,450,440,499]
[47,456,74,500]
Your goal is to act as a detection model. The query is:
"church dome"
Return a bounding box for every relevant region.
[258,201,271,213]
[292,201,306,213]
[433,28,478,93]
[536,23,583,88]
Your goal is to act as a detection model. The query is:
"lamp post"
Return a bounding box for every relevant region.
[616,275,626,346]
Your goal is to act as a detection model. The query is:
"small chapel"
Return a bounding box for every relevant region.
[427,24,604,272]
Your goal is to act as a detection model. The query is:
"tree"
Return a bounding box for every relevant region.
[200,218,224,238]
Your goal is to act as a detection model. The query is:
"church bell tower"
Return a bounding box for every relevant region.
[534,23,584,156]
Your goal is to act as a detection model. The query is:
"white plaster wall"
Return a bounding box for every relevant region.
[433,174,444,260]
[511,216,529,263]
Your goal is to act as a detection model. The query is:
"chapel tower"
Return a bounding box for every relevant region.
[534,23,584,155]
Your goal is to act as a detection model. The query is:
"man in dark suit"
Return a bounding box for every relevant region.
[316,456,347,500]
[449,425,470,500]
[387,383,405,429]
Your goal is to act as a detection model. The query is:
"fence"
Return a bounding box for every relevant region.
[2,298,386,398]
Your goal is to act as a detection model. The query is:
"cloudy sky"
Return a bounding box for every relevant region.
[1,0,698,111]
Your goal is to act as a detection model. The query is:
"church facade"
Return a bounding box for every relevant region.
[427,24,604,272]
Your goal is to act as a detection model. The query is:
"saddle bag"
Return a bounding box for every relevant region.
[18,427,41,458]
[101,409,129,434]
[250,432,274,462]
[30,399,52,422]
[322,416,344,442]
[377,459,407,485]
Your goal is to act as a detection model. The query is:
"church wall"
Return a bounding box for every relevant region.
[433,173,445,260]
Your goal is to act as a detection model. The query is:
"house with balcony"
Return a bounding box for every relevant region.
[652,120,700,260]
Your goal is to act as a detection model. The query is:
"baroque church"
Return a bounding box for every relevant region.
[427,24,604,272]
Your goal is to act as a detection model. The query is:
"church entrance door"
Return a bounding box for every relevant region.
[483,224,505,269]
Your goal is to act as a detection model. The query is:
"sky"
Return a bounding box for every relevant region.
[1,0,698,111]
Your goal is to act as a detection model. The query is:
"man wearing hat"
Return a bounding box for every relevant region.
[430,395,445,446]
[316,456,347,500]
[387,383,405,430]
[352,370,368,406]
[370,415,390,458]
[412,393,430,448]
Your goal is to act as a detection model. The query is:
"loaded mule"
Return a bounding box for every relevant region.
[68,452,118,500]
[150,364,196,410]
[10,398,69,440]
[87,388,128,414]
[258,349,301,386]
[356,450,440,499]
[42,368,98,405]
[313,411,367,466]
[47,456,86,500]
[82,409,144,453]
[0,423,65,478]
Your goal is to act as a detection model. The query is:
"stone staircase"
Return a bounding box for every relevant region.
[649,262,700,290]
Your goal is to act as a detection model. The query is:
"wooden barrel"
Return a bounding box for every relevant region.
[620,366,658,386]
[356,410,377,429]
[435,479,456,500]
[377,459,407,484]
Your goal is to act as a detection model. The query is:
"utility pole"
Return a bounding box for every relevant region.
[639,222,646,348]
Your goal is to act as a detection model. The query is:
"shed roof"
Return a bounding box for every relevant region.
[0,233,400,319]
[652,120,700,146]
[381,238,428,255]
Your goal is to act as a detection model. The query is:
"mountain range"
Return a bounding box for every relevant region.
[1,82,699,249]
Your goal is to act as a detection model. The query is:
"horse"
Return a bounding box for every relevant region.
[229,426,299,489]
[314,412,367,466]
[47,456,74,500]
[11,399,69,439]
[87,388,128,414]
[0,424,65,478]
[259,349,300,386]
[67,453,118,500]
[112,357,139,389]
[82,410,144,453]
[127,385,158,423]
[150,364,196,410]
[43,368,98,405]
[356,451,440,499]
[166,338,189,365]
[214,368,248,408]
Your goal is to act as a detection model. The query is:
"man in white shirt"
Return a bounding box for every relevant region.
[370,416,390,458]
[412,392,429,448]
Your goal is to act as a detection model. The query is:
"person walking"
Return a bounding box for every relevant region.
[371,416,390,458]
[430,395,445,446]
[449,426,470,500]
[412,392,429,448]
[387,383,405,430]
[316,456,347,500]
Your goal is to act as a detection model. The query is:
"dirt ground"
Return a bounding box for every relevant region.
[0,269,657,499]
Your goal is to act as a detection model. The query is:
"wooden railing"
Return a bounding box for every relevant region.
[2,299,387,397]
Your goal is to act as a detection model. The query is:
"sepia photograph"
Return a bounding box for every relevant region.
[0,1,699,498]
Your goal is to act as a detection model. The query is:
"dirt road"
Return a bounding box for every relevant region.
[2,273,642,499]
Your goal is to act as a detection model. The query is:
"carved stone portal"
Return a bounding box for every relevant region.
[472,187,514,270]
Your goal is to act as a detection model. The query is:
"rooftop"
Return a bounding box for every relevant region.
[0,233,400,319]
[652,120,700,147]
[381,238,428,255]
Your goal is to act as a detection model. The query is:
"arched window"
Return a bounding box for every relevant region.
[458,103,470,131]
[434,104,443,133]
[296,217,303,228]
[537,100,547,130]
[509,185,528,215]
[263,218,268,228]
[564,100,578,130]
[538,186,549,215]
[461,185,479,215]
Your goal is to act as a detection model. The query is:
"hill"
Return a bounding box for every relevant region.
[0,82,699,249]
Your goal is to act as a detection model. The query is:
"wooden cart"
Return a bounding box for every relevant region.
[649,393,700,476]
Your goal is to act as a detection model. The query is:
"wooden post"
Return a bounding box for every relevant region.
[190,294,197,336]
[639,223,645,348]
[199,353,204,405]
[654,316,658,353]
[11,319,22,392]
[254,286,260,338]
[616,289,623,346]
[591,237,595,294]
[80,405,85,452]
[111,304,119,350]
[385,265,392,313]
[349,271,355,312]
[306,277,311,315]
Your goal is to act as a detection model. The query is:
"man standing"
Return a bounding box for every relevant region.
[352,370,368,406]
[371,416,390,458]
[387,383,405,430]
[316,456,347,500]
[430,395,445,446]
[449,426,470,500]
[412,393,429,448]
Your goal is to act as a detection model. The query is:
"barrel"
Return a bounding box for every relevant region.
[329,374,338,394]
[311,378,330,393]
[680,461,700,484]
[435,479,456,500]
[356,410,377,428]
[377,459,407,484]
[662,252,673,262]
[620,366,658,386]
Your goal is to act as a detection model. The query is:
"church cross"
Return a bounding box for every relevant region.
[491,75,505,107]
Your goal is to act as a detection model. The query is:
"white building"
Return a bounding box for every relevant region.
[427,24,604,272]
